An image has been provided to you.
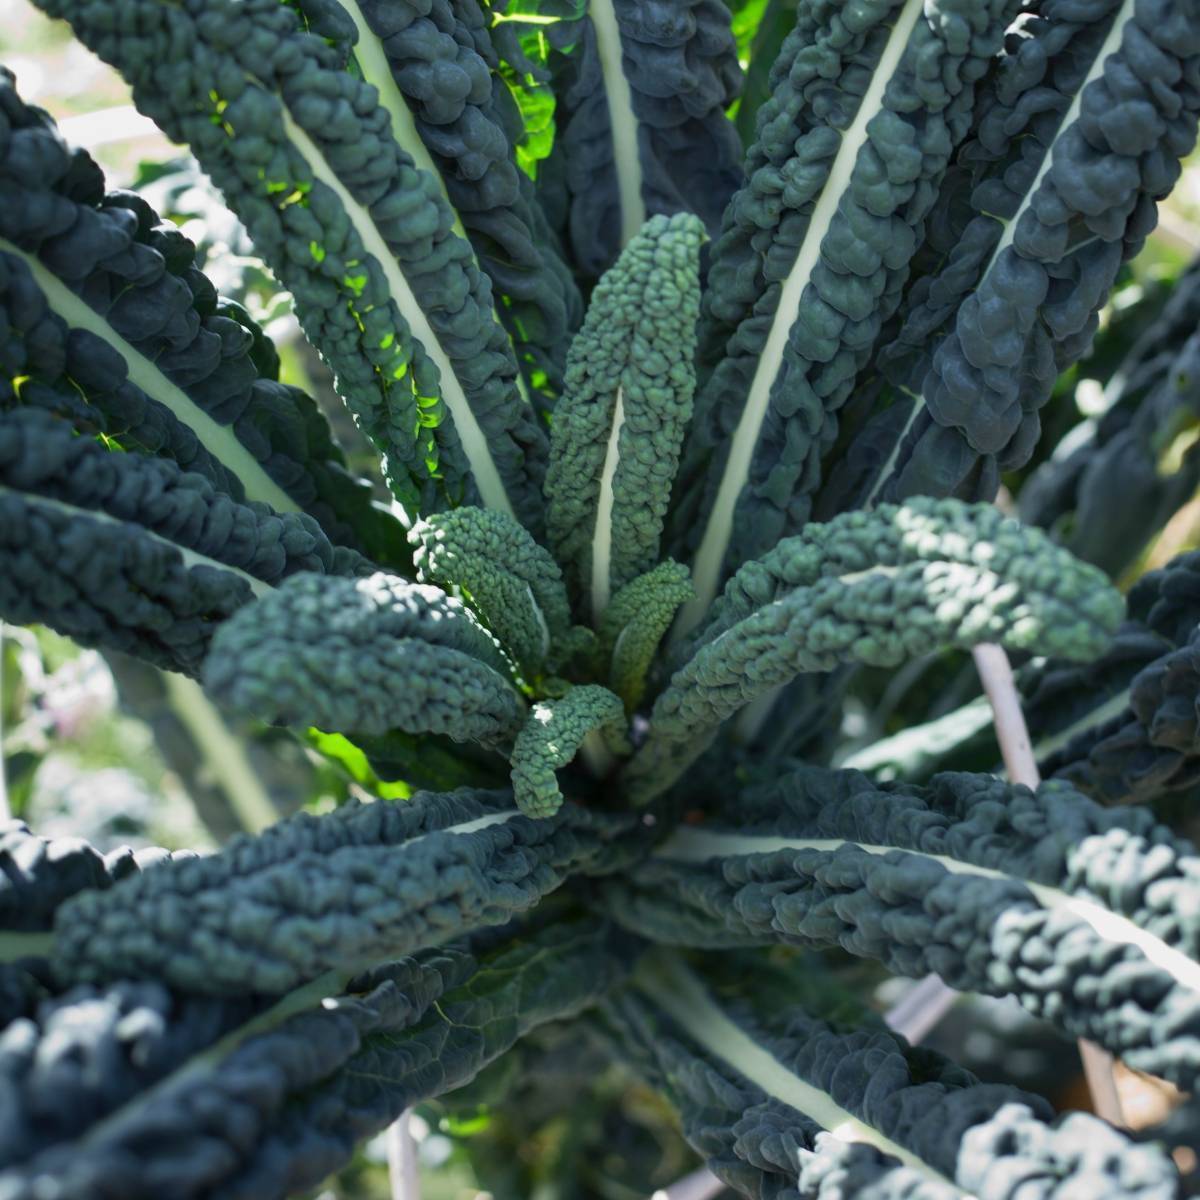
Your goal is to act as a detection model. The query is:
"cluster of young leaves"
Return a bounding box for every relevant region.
[3,0,1200,1196]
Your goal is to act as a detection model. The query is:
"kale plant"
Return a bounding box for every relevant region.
[2,0,1200,1195]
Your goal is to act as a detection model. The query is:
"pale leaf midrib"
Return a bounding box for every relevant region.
[731,564,900,743]
[61,807,522,1150]
[1,238,297,514]
[655,826,1200,993]
[162,671,282,834]
[1031,688,1132,759]
[840,694,995,772]
[862,0,1136,506]
[678,0,927,639]
[840,685,1132,776]
[335,0,469,243]
[78,967,348,1149]
[0,485,272,597]
[589,0,646,249]
[591,385,626,621]
[278,113,516,517]
[635,953,961,1190]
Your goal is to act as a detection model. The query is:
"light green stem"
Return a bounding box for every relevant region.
[0,930,55,961]
[676,0,926,639]
[162,671,281,834]
[635,952,960,1190]
[589,0,645,249]
[281,112,516,516]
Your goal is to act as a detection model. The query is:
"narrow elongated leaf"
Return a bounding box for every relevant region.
[10,5,1200,1197]
[857,545,1200,785]
[0,246,237,503]
[0,820,182,934]
[670,0,1022,631]
[36,787,640,995]
[0,409,357,676]
[827,0,1200,510]
[492,0,743,276]
[1011,549,1200,794]
[296,0,584,404]
[627,499,1122,801]
[410,505,576,675]
[34,0,548,526]
[595,952,1178,1199]
[0,914,627,1199]
[0,70,399,558]
[510,684,627,816]
[685,497,1123,659]
[1019,258,1200,578]
[1042,623,1200,804]
[0,407,349,595]
[597,560,694,711]
[608,764,1200,1092]
[203,571,526,748]
[544,213,703,618]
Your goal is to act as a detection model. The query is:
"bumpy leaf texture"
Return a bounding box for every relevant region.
[0,821,185,933]
[626,498,1122,802]
[1016,549,1200,802]
[597,559,694,711]
[608,764,1200,1092]
[509,684,628,815]
[0,907,627,1200]
[0,408,361,676]
[45,786,640,994]
[203,571,526,746]
[410,505,576,675]
[1042,623,1200,804]
[5,4,1200,1198]
[857,543,1200,786]
[0,68,398,559]
[294,0,584,405]
[1019,257,1200,578]
[491,0,744,276]
[33,0,547,526]
[820,0,1200,514]
[594,953,1179,1199]
[670,0,1025,629]
[544,212,704,618]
